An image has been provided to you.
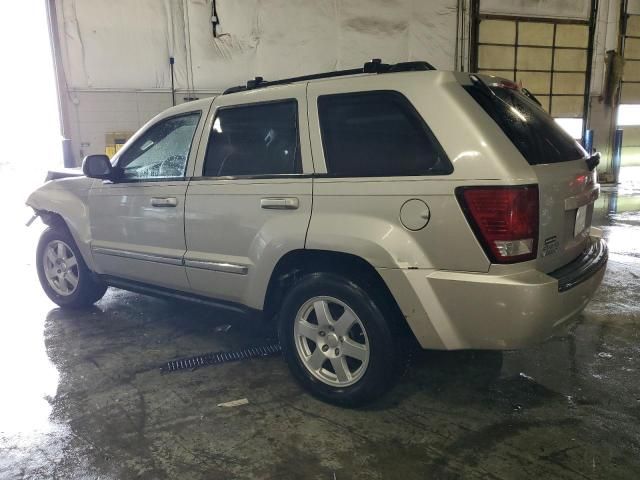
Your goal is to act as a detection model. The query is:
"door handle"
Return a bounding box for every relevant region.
[151,197,178,207]
[260,197,299,210]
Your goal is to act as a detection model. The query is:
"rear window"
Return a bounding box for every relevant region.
[318,91,452,177]
[465,84,586,165]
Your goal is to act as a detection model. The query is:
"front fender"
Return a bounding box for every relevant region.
[26,177,97,271]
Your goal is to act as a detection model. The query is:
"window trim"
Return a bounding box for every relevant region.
[199,98,303,179]
[316,90,453,178]
[113,110,203,183]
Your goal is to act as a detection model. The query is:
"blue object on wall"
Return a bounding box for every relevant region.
[612,128,623,184]
[583,129,594,154]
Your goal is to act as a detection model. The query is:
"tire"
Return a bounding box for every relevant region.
[278,272,405,407]
[36,226,107,308]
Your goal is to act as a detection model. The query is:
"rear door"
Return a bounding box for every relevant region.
[184,85,313,309]
[305,75,490,273]
[465,81,598,272]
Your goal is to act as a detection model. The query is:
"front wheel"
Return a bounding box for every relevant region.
[36,227,107,308]
[278,272,404,407]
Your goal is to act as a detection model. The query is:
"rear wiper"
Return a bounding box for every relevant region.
[586,152,600,171]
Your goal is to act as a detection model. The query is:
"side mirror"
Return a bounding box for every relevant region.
[82,154,115,180]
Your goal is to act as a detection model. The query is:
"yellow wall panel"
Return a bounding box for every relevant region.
[626,15,640,35]
[516,47,552,70]
[479,19,516,44]
[479,45,515,69]
[623,60,640,81]
[621,126,640,146]
[536,95,550,112]
[551,96,584,117]
[554,49,587,71]
[516,71,551,94]
[518,22,554,46]
[553,73,585,94]
[621,82,640,103]
[555,24,588,48]
[625,38,640,59]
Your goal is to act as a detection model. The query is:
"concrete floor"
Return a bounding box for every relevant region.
[1,167,640,480]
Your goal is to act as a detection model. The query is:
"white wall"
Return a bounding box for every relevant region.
[52,0,618,168]
[55,0,461,163]
[59,0,459,91]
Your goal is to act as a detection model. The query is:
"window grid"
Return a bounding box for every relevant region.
[476,15,589,118]
[621,13,640,103]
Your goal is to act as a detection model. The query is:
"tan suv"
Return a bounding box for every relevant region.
[27,60,607,406]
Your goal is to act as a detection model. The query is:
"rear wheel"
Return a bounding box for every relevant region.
[36,227,107,308]
[278,272,404,407]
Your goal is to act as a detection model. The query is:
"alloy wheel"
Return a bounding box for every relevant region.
[43,240,80,296]
[294,296,370,387]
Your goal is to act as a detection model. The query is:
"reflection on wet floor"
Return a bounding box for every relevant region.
[1,166,639,479]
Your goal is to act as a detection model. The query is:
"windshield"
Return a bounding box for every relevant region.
[465,83,587,165]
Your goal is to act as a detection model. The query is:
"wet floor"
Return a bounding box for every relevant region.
[1,166,639,479]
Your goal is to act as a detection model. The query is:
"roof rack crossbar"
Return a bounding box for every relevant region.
[222,59,435,95]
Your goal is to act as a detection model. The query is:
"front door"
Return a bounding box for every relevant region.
[184,85,314,310]
[88,106,209,291]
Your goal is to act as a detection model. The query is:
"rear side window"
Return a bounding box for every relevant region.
[203,100,301,177]
[317,91,452,177]
[465,84,586,165]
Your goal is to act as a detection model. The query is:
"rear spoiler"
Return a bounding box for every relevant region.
[469,74,542,107]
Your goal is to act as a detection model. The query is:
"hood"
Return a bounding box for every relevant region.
[26,175,94,212]
[45,167,84,181]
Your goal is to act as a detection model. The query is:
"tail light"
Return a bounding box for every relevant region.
[457,185,539,264]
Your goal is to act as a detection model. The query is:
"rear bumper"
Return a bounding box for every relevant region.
[379,237,608,350]
[548,238,607,292]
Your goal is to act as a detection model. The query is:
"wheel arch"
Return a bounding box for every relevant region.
[27,178,96,271]
[263,249,411,334]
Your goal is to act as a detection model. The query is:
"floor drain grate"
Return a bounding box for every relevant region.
[161,344,282,373]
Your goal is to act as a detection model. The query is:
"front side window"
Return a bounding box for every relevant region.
[203,100,301,177]
[318,91,452,177]
[117,112,201,180]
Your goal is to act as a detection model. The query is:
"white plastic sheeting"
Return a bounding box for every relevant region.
[480,0,591,20]
[57,0,458,92]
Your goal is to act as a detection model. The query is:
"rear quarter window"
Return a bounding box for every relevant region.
[465,84,586,165]
[317,91,452,177]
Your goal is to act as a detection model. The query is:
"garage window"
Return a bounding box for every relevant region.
[317,91,451,177]
[203,100,301,177]
[475,16,591,131]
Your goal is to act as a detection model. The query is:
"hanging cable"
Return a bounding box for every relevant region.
[211,0,219,38]
[169,57,176,106]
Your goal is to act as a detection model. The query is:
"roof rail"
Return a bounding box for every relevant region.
[222,59,436,95]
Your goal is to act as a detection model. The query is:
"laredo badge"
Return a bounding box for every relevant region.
[542,235,560,257]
